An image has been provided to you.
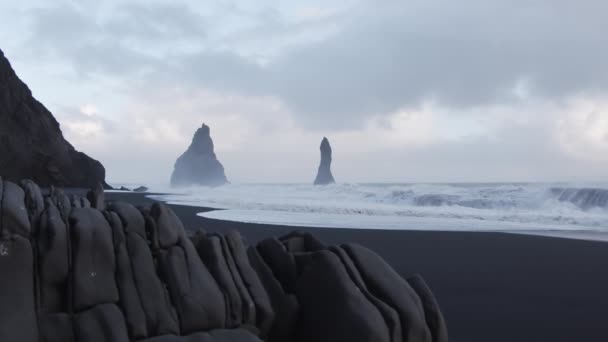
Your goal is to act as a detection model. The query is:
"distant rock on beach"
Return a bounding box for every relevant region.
[314,137,336,185]
[170,123,228,187]
[0,49,109,188]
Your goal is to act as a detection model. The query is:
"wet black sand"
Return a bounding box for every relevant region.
[106,191,608,342]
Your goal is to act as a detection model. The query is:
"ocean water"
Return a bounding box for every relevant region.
[143,183,608,233]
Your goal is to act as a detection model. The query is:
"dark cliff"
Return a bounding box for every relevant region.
[170,123,228,187]
[0,49,108,188]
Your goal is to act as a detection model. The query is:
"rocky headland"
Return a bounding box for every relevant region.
[0,49,108,188]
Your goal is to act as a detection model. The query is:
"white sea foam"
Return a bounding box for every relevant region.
[146,183,608,233]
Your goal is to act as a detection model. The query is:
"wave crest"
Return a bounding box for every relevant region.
[551,188,608,210]
[150,182,608,231]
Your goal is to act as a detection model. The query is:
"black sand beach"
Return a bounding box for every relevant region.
[107,191,608,342]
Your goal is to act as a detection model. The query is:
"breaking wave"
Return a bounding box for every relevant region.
[149,183,608,232]
[551,188,608,210]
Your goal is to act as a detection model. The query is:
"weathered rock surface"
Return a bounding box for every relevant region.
[0,179,447,342]
[313,137,335,185]
[171,124,228,187]
[0,49,109,188]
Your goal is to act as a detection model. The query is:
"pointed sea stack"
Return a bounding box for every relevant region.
[171,123,228,187]
[313,137,336,185]
[0,49,109,188]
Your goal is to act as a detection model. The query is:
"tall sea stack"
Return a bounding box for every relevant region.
[171,123,228,187]
[0,49,109,188]
[313,137,335,185]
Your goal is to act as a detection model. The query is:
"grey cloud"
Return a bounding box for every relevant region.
[24,1,207,77]
[262,0,608,127]
[348,119,607,183]
[178,51,267,94]
[169,0,608,128]
[105,3,207,42]
[25,4,155,77]
[55,105,118,132]
[21,0,608,129]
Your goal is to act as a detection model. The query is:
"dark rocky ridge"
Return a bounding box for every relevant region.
[0,178,447,342]
[0,49,109,188]
[171,123,228,187]
[313,137,335,185]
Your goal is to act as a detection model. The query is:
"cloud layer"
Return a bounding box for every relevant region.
[1,0,607,183]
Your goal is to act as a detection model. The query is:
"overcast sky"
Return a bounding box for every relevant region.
[1,0,608,184]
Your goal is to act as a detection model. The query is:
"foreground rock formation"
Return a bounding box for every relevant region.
[171,124,228,187]
[313,137,336,185]
[0,49,109,188]
[0,178,447,342]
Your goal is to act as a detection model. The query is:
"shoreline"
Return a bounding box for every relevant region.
[106,191,608,342]
[116,190,608,243]
[199,209,608,243]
